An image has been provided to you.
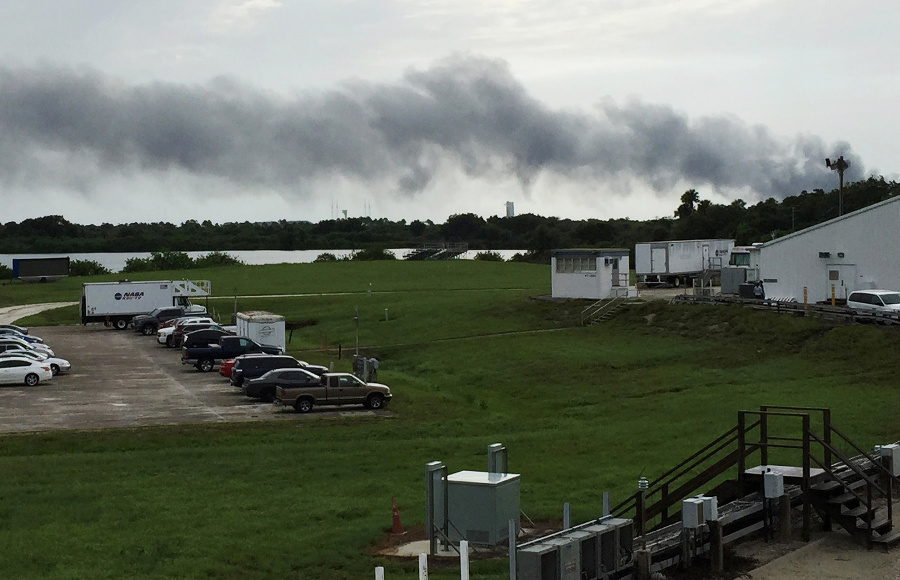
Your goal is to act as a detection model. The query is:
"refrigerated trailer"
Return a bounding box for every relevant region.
[635,239,734,287]
[81,280,211,329]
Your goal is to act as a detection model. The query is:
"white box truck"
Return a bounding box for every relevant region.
[81,280,211,330]
[235,311,285,351]
[635,239,734,287]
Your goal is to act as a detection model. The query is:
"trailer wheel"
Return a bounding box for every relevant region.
[294,397,314,413]
[197,358,214,372]
[114,318,128,330]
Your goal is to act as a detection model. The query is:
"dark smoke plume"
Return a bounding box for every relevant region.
[0,55,864,200]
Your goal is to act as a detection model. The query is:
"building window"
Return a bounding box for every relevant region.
[556,257,597,273]
[729,253,750,266]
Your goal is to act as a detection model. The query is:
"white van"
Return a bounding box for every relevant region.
[847,289,900,315]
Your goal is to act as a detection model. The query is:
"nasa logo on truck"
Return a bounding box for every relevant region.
[258,324,274,337]
[114,292,145,301]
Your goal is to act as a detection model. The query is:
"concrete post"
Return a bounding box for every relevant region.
[709,519,724,574]
[779,494,792,541]
[634,549,652,580]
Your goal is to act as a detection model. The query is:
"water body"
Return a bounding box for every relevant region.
[0,249,526,273]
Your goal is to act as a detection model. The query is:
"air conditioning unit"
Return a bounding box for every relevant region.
[583,517,634,577]
[881,444,900,476]
[517,541,561,580]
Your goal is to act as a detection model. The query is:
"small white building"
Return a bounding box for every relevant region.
[755,195,900,302]
[551,249,638,299]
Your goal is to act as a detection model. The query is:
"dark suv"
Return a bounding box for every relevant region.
[230,354,328,388]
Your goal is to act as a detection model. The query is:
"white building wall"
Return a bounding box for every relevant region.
[758,197,900,302]
[551,253,636,299]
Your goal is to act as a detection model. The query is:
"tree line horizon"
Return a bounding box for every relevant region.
[1,176,897,261]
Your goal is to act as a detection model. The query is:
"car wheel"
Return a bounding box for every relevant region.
[24,373,40,386]
[365,393,385,410]
[114,318,128,330]
[50,364,60,376]
[141,324,156,336]
[294,398,314,413]
[165,335,174,348]
[198,358,214,372]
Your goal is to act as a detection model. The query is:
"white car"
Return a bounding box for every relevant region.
[0,350,71,375]
[157,317,216,346]
[0,356,53,386]
[847,289,900,316]
[0,337,54,357]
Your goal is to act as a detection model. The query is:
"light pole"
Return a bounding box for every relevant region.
[354,308,359,355]
[826,156,850,216]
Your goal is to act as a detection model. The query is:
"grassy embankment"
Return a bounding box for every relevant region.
[1,261,899,579]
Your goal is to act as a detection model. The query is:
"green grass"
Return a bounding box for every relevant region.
[3,263,900,579]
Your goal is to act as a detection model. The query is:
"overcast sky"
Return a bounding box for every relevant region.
[0,0,896,226]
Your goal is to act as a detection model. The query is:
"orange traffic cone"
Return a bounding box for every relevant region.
[392,497,404,535]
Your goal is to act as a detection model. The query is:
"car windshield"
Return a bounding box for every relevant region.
[880,293,900,305]
[148,308,164,316]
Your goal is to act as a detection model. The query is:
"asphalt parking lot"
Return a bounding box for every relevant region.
[0,324,383,433]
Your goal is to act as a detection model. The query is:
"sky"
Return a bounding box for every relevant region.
[0,0,897,226]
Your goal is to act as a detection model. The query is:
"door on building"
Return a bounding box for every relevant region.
[702,244,710,270]
[826,264,857,301]
[609,258,620,286]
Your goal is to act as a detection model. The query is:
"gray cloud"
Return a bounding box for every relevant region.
[0,55,865,203]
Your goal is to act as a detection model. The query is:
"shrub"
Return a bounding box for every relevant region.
[194,252,243,268]
[313,253,339,263]
[349,248,397,261]
[0,264,11,279]
[474,251,504,262]
[69,259,112,276]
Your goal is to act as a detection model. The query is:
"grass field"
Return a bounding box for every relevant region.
[2,262,899,579]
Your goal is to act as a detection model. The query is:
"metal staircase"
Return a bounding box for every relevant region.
[580,293,632,325]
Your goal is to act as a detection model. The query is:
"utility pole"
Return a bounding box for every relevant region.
[825,156,850,216]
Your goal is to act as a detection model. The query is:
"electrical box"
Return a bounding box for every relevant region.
[517,541,561,580]
[881,444,900,476]
[557,530,596,580]
[582,518,633,577]
[700,496,718,521]
[764,470,785,498]
[682,498,704,528]
[446,470,520,546]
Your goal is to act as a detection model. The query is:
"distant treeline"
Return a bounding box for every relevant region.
[1,176,897,259]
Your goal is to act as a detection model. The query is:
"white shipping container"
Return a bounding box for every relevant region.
[82,280,209,319]
[235,311,286,350]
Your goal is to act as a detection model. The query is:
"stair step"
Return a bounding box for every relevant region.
[872,528,900,547]
[827,492,862,506]
[857,517,891,533]
[843,505,875,520]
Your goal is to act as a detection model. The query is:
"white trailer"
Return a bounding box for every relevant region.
[235,311,286,351]
[81,280,211,329]
[635,239,734,286]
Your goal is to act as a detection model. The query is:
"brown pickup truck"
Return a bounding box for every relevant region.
[274,372,392,413]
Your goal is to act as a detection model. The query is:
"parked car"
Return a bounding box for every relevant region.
[156,316,216,346]
[169,322,229,348]
[274,372,391,413]
[847,289,900,316]
[183,328,234,350]
[243,368,321,401]
[0,324,28,335]
[133,306,201,336]
[231,354,328,388]
[219,358,237,378]
[0,349,71,375]
[0,337,54,357]
[181,336,283,372]
[0,356,53,386]
[0,328,43,343]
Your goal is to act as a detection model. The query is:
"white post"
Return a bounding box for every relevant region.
[419,553,428,580]
[375,566,385,580]
[460,540,469,580]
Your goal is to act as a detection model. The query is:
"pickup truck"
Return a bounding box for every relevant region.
[133,306,207,336]
[181,336,283,372]
[274,372,392,413]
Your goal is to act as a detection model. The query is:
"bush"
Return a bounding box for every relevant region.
[313,253,339,263]
[69,259,112,276]
[0,264,11,279]
[121,257,154,273]
[349,248,397,261]
[194,252,243,268]
[474,251,504,262]
[150,251,194,270]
